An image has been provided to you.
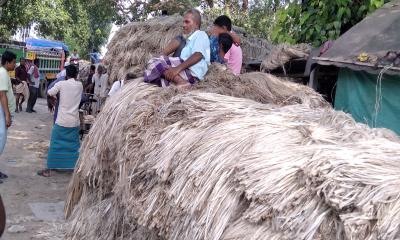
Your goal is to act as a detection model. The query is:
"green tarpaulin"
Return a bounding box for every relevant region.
[335,68,400,135]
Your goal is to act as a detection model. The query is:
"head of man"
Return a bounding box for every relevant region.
[90,65,96,74]
[33,58,40,67]
[125,73,137,81]
[66,65,78,79]
[20,58,26,66]
[213,15,232,35]
[73,49,77,54]
[1,51,16,71]
[97,64,105,75]
[183,9,201,35]
[218,33,233,54]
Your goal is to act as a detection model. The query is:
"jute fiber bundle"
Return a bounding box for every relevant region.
[77,60,92,82]
[65,71,400,239]
[231,25,271,62]
[104,16,182,84]
[261,43,311,72]
[104,15,272,83]
[199,64,327,108]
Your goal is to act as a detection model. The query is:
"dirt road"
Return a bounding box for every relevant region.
[0,98,69,240]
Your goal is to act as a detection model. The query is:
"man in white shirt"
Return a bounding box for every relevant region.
[55,62,70,81]
[108,73,136,97]
[26,58,40,113]
[70,49,79,62]
[108,79,123,97]
[144,9,210,88]
[92,64,109,112]
[38,65,83,177]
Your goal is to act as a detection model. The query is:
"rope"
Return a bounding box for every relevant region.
[373,64,393,127]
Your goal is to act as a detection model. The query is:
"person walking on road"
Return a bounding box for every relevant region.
[89,49,101,64]
[0,51,17,183]
[14,58,30,112]
[70,49,80,62]
[93,64,109,111]
[26,58,40,113]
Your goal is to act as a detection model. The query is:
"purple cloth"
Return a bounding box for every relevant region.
[143,56,196,87]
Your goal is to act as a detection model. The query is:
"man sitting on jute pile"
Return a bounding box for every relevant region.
[144,9,210,88]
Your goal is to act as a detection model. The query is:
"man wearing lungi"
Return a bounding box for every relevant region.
[144,9,210,88]
[38,65,83,177]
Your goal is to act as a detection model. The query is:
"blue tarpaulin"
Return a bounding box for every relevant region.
[26,38,69,51]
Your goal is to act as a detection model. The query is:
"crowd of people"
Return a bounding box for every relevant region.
[0,10,244,236]
[0,50,106,179]
[0,9,243,181]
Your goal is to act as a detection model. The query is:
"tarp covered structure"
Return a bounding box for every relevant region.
[335,68,400,135]
[314,0,400,75]
[26,38,69,51]
[311,0,400,135]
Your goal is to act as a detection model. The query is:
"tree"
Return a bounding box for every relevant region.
[0,0,37,41]
[271,0,390,46]
[0,0,113,58]
[84,0,115,54]
[0,0,389,55]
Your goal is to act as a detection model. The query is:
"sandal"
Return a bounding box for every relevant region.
[37,169,51,177]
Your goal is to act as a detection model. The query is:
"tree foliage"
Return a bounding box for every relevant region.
[272,0,390,46]
[0,0,113,58]
[0,0,390,56]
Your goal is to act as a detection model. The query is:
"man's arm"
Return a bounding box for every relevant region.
[0,92,11,128]
[27,66,34,84]
[165,31,209,82]
[176,53,203,72]
[162,39,181,56]
[47,82,61,96]
[85,83,93,93]
[13,68,22,85]
[27,66,34,75]
[164,52,203,81]
[229,32,241,46]
[15,67,21,81]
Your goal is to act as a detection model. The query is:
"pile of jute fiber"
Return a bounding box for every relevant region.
[77,60,92,82]
[64,65,400,239]
[261,43,311,72]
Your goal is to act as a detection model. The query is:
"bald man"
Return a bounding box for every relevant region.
[144,9,210,88]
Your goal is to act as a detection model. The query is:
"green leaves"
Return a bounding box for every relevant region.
[0,0,114,58]
[1,0,390,55]
[370,0,385,10]
[271,0,388,46]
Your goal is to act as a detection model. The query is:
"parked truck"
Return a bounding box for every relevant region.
[0,38,68,97]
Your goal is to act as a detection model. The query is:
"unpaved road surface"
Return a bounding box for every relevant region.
[0,98,69,240]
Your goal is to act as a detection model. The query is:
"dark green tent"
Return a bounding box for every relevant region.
[313,0,400,135]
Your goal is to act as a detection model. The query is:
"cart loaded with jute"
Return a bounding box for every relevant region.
[63,16,400,240]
